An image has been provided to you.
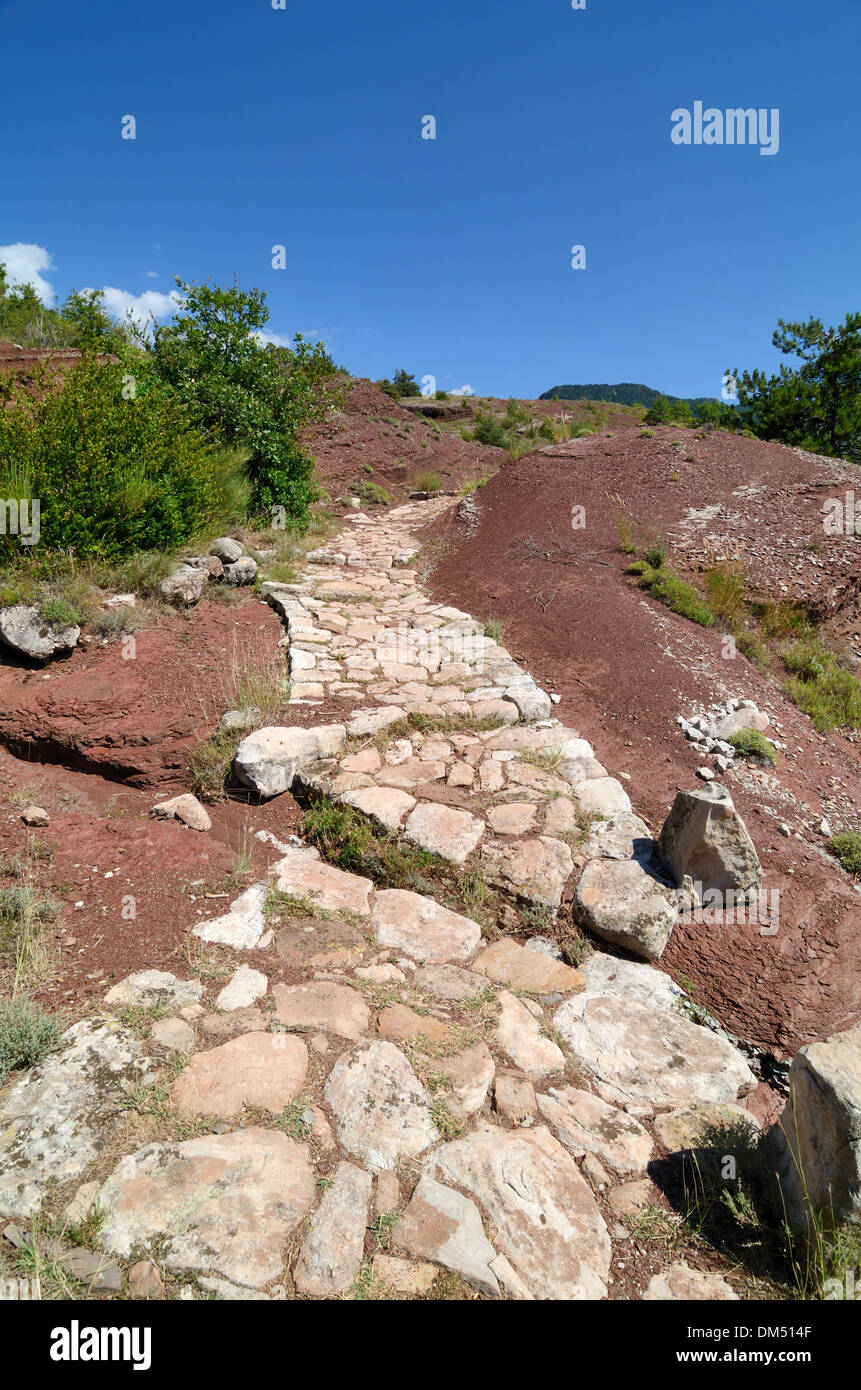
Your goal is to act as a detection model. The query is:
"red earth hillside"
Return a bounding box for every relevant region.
[422,424,861,1060]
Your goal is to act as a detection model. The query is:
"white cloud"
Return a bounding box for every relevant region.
[146,270,159,279]
[253,329,293,349]
[91,286,183,332]
[0,243,56,302]
[451,384,476,397]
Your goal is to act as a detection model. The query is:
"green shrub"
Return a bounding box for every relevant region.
[152,278,340,523]
[643,536,668,568]
[828,832,861,876]
[412,470,444,493]
[355,481,392,506]
[0,355,223,561]
[632,562,717,628]
[470,411,507,449]
[0,997,60,1080]
[728,729,778,765]
[784,640,861,731]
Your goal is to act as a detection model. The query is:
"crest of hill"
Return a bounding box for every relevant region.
[540,382,711,409]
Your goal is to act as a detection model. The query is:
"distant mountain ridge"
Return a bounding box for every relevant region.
[539,382,711,409]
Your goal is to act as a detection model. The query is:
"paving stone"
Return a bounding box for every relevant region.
[0,1021,156,1218]
[496,990,565,1080]
[104,970,203,1010]
[294,1161,373,1297]
[192,884,268,950]
[654,1102,761,1154]
[435,1043,495,1116]
[275,916,368,971]
[270,847,374,916]
[373,1171,401,1217]
[494,1071,537,1124]
[542,797,579,835]
[376,758,446,789]
[377,1004,450,1044]
[471,939,584,995]
[151,1017,196,1053]
[403,801,485,865]
[554,992,756,1107]
[572,777,633,818]
[487,802,537,835]
[480,836,574,910]
[97,1128,315,1292]
[373,1252,438,1296]
[581,812,654,863]
[341,748,382,773]
[216,965,268,1012]
[537,1087,653,1176]
[643,1264,738,1301]
[373,889,482,963]
[198,1006,267,1042]
[574,858,677,962]
[427,1124,611,1300]
[170,1032,308,1120]
[347,707,408,736]
[413,962,488,1001]
[324,1041,439,1170]
[340,785,416,830]
[393,1176,499,1296]
[272,982,371,1040]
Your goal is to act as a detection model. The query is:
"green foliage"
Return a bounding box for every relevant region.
[376,369,419,400]
[828,832,861,877]
[631,561,717,628]
[783,639,861,731]
[0,267,128,352]
[728,729,778,765]
[353,480,392,506]
[469,410,507,448]
[0,354,223,561]
[733,312,861,461]
[152,277,338,522]
[59,289,127,354]
[411,470,444,492]
[0,997,60,1081]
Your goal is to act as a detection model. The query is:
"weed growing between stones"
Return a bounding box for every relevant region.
[299,798,495,927]
[728,729,778,765]
[827,830,861,876]
[0,845,61,996]
[677,1116,861,1299]
[0,996,61,1081]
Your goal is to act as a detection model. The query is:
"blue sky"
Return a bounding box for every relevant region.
[2,0,860,399]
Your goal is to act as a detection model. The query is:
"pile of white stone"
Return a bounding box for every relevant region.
[676,696,781,776]
[159,537,259,607]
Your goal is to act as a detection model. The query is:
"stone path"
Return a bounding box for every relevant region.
[0,500,760,1302]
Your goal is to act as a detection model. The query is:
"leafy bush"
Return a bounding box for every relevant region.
[376,370,419,400]
[0,997,60,1080]
[0,355,224,561]
[152,278,339,523]
[828,832,861,876]
[728,729,778,765]
[470,411,507,449]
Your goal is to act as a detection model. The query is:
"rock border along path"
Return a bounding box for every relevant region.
[0,500,758,1302]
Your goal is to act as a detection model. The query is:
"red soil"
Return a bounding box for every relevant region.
[423,426,861,1059]
[305,377,510,505]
